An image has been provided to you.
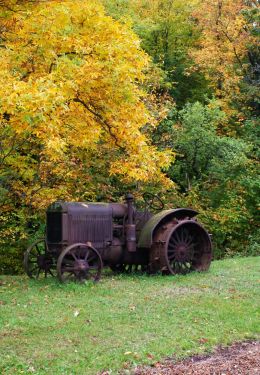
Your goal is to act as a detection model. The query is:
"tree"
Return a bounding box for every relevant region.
[102,0,211,106]
[0,0,173,272]
[190,0,256,113]
[153,101,256,257]
[0,0,173,203]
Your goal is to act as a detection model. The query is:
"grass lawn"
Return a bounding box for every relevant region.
[0,256,259,374]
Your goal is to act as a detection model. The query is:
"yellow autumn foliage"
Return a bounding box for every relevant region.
[0,0,173,209]
[190,0,255,113]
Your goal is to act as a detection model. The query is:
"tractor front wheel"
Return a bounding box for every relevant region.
[57,243,103,283]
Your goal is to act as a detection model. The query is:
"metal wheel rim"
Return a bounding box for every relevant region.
[24,238,55,279]
[57,243,103,283]
[165,221,211,275]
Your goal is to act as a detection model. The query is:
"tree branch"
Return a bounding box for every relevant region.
[72,97,125,151]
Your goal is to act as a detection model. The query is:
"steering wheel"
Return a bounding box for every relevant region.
[143,192,164,211]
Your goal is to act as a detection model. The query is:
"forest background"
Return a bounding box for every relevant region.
[0,0,259,273]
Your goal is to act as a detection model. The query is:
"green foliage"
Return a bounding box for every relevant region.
[0,210,45,274]
[240,2,260,116]
[247,228,260,256]
[102,0,212,107]
[158,101,249,188]
[154,101,258,258]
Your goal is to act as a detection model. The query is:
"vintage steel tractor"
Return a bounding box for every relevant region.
[24,193,212,282]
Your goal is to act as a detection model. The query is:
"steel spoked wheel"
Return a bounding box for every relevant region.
[24,239,56,279]
[57,243,103,283]
[165,221,212,275]
[167,226,196,274]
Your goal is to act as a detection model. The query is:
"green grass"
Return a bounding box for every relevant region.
[0,257,259,374]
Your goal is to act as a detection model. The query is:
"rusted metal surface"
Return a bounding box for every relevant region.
[150,219,212,274]
[24,238,56,279]
[57,243,103,283]
[24,193,212,282]
[137,208,199,248]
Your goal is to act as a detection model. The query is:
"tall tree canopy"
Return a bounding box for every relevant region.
[102,0,209,106]
[191,0,258,114]
[0,0,172,208]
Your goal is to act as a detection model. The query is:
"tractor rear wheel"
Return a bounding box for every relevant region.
[149,219,212,275]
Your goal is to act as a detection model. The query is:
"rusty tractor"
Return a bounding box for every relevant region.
[24,193,212,282]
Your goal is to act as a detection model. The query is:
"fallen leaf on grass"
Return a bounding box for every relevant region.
[123,361,130,369]
[198,338,208,344]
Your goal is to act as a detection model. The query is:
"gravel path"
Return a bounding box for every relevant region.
[134,341,260,375]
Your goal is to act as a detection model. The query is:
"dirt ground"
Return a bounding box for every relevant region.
[134,341,260,375]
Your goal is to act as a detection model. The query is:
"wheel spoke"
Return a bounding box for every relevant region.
[169,253,176,260]
[36,267,41,279]
[174,231,181,243]
[86,254,97,264]
[182,229,189,242]
[71,252,79,261]
[35,244,41,255]
[178,263,185,274]
[186,236,194,245]
[170,236,179,246]
[176,262,182,271]
[186,243,195,250]
[84,250,90,261]
[172,262,179,273]
[48,269,55,277]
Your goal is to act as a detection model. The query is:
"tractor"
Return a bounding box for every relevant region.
[24,193,212,282]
